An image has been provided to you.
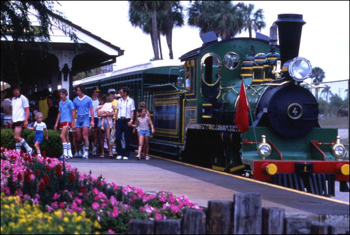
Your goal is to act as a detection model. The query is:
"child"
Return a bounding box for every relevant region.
[54,88,76,160]
[28,112,48,156]
[133,108,155,160]
[133,102,150,157]
[99,96,114,130]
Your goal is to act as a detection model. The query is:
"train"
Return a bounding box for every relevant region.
[75,14,349,196]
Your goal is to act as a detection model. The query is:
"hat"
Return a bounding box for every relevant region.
[116,94,121,99]
[93,87,101,92]
[108,88,116,93]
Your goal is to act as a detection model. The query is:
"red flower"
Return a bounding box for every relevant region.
[34,170,40,176]
[43,175,50,185]
[55,164,62,178]
[17,173,23,181]
[45,166,52,172]
[25,170,32,183]
[39,180,46,191]
[80,188,87,194]
[97,182,102,187]
[69,172,75,182]
[47,159,51,164]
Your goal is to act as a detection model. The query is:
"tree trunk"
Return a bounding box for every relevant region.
[158,32,163,60]
[151,8,160,60]
[166,30,173,59]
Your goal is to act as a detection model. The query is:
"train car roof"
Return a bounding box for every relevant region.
[179,37,275,61]
[74,60,182,86]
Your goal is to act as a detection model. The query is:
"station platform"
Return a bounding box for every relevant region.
[67,153,349,231]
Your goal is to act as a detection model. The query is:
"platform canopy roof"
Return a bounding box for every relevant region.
[1,11,124,96]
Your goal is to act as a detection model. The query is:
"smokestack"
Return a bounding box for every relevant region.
[275,14,306,65]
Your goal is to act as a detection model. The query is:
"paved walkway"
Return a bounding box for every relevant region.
[67,155,349,210]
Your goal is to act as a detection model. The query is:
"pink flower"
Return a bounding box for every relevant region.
[111,206,119,218]
[155,213,163,220]
[159,195,167,202]
[108,229,115,234]
[46,205,53,213]
[170,204,179,214]
[52,193,60,200]
[75,197,82,204]
[92,202,100,210]
[51,202,58,209]
[59,202,66,209]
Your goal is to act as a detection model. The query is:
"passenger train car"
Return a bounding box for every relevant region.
[76,14,349,196]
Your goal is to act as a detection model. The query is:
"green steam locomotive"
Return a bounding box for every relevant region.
[78,14,349,196]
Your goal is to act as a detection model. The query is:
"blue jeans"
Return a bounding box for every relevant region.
[116,119,131,157]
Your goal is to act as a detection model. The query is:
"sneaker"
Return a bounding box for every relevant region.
[112,147,117,155]
[27,148,34,155]
[78,151,83,157]
[59,155,70,160]
[82,151,89,159]
[92,148,97,156]
[123,156,129,160]
[135,155,141,160]
[116,155,122,160]
[145,156,150,160]
[73,152,79,158]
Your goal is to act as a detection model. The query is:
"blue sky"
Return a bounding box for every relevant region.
[57,1,349,85]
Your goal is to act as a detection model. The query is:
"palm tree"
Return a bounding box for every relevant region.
[187,1,244,40]
[310,67,325,100]
[129,1,172,60]
[158,1,184,59]
[321,85,333,103]
[236,3,266,38]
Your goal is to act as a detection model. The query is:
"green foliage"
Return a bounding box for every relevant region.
[1,193,96,234]
[0,129,62,158]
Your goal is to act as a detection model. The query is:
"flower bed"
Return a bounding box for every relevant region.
[0,147,201,234]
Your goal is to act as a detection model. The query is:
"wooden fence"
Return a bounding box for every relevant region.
[129,192,349,234]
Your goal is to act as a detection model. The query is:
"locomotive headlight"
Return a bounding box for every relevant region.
[286,57,312,81]
[331,136,346,159]
[257,135,272,160]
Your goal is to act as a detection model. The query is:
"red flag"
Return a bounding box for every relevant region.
[235,80,250,133]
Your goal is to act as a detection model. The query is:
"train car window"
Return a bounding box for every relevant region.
[223,52,240,70]
[201,53,221,86]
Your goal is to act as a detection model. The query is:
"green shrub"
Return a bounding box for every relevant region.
[0,129,62,158]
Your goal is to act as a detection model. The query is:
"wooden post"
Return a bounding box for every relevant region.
[154,219,181,234]
[129,220,154,234]
[207,200,233,234]
[284,217,312,234]
[262,207,285,234]
[310,222,335,235]
[181,208,206,234]
[233,192,262,234]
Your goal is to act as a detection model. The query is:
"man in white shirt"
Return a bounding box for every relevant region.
[11,84,33,154]
[114,87,135,160]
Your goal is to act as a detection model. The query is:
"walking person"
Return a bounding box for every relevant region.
[54,88,76,160]
[114,87,135,160]
[133,102,150,158]
[73,84,94,159]
[91,87,100,156]
[133,108,155,160]
[11,84,33,154]
[96,94,114,158]
[27,112,48,157]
